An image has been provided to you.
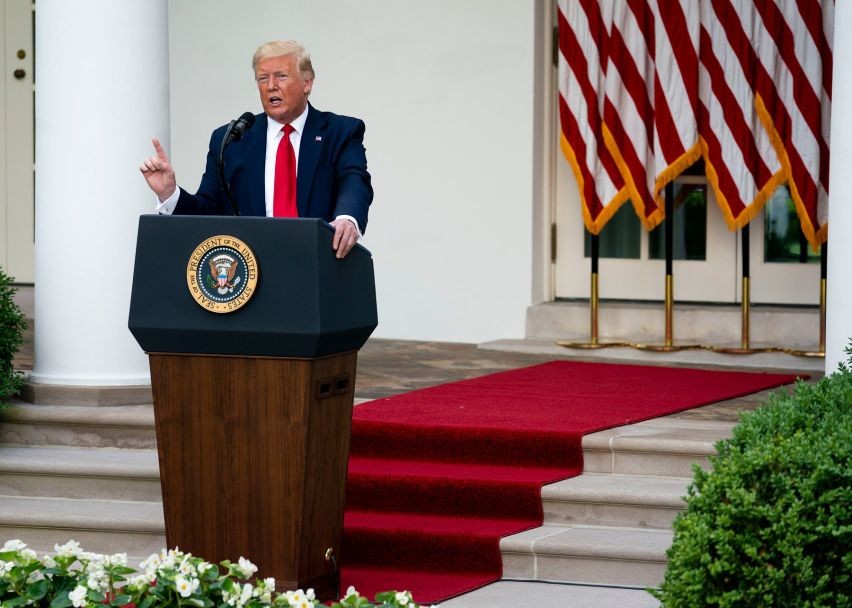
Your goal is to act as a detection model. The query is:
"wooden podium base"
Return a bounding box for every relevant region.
[148,351,357,600]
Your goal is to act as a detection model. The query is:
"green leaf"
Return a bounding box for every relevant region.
[49,591,73,608]
[24,579,49,601]
[137,595,156,608]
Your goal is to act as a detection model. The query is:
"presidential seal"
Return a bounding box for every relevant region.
[186,235,258,313]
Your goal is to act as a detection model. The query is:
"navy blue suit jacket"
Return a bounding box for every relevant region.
[173,104,373,232]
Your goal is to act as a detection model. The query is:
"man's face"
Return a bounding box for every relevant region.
[255,54,313,124]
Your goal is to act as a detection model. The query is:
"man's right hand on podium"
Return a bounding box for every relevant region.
[140,138,177,202]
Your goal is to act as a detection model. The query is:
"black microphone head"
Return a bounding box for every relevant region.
[231,112,256,141]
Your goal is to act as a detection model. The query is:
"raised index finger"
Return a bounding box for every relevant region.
[152,138,168,161]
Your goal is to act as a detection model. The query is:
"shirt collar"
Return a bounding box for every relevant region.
[266,104,309,137]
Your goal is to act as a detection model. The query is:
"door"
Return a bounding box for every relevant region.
[554,154,738,303]
[0,0,34,283]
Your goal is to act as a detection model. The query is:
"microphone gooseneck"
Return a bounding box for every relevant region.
[217,112,256,216]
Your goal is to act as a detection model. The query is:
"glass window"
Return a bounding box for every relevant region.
[764,185,820,263]
[584,202,641,259]
[649,183,707,261]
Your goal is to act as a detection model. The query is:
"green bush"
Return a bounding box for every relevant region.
[0,268,27,407]
[654,351,852,607]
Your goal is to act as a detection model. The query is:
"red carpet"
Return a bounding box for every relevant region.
[340,360,800,603]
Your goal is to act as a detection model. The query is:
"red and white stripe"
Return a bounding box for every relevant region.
[651,0,701,201]
[697,0,784,226]
[601,0,661,227]
[557,0,627,233]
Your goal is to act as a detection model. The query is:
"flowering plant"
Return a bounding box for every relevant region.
[0,540,432,608]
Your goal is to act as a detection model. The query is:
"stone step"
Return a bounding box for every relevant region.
[0,495,166,559]
[0,445,161,501]
[0,400,156,448]
[582,417,736,478]
[501,524,673,588]
[543,473,689,530]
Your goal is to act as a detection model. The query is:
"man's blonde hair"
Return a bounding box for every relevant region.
[252,40,315,80]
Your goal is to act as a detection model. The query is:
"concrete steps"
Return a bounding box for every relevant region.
[0,445,161,501]
[0,400,156,449]
[543,473,689,530]
[500,415,733,589]
[0,398,164,560]
[0,494,165,559]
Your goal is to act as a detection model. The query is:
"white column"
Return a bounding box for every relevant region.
[826,3,852,373]
[32,0,169,386]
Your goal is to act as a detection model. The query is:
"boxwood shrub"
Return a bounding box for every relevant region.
[653,351,852,607]
[0,268,26,407]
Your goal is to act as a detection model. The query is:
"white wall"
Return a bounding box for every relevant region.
[167,1,539,343]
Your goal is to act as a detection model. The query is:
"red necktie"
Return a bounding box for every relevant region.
[273,124,297,217]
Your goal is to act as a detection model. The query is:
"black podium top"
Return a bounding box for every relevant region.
[128,215,377,359]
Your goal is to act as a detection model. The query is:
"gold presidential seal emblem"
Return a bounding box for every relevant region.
[186,235,258,313]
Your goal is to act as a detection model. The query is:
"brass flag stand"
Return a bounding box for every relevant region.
[559,185,825,358]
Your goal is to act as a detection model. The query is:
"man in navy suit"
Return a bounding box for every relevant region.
[140,40,372,259]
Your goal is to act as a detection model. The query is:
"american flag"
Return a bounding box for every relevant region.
[557,0,833,247]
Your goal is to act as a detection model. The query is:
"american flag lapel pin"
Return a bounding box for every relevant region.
[315,136,322,142]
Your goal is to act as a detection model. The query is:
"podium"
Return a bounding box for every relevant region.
[128,215,377,599]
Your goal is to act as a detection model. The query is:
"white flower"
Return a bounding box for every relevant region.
[54,540,82,558]
[107,552,127,567]
[344,585,359,598]
[306,588,315,601]
[2,539,26,552]
[19,548,37,562]
[395,591,411,606]
[294,600,311,608]
[87,569,108,591]
[129,574,152,589]
[197,561,212,575]
[69,585,88,608]
[42,555,57,568]
[258,577,276,602]
[237,556,258,578]
[286,589,305,604]
[178,558,196,577]
[139,552,161,571]
[175,576,199,598]
[240,583,254,605]
[0,561,14,574]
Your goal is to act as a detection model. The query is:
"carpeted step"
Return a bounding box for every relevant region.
[0,494,166,558]
[351,420,582,467]
[0,401,156,449]
[500,524,673,588]
[582,418,736,478]
[542,473,689,529]
[0,445,161,501]
[342,510,535,574]
[347,456,579,519]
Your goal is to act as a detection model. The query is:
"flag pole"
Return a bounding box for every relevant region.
[664,181,674,348]
[820,242,827,354]
[590,233,599,345]
[741,224,750,349]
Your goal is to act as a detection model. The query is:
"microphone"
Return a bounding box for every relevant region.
[222,112,256,148]
[218,111,255,216]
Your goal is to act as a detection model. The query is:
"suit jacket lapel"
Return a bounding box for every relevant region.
[243,113,267,217]
[297,104,326,217]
